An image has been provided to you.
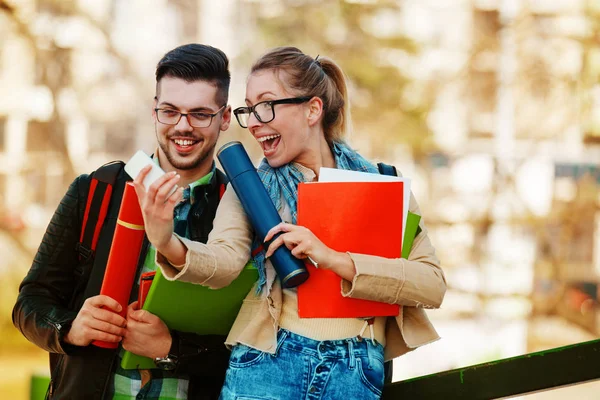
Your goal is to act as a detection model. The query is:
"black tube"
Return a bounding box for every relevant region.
[217,141,309,288]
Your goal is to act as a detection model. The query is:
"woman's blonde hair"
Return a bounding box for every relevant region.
[250,47,351,144]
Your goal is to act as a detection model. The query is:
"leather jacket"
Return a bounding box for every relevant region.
[13,165,230,399]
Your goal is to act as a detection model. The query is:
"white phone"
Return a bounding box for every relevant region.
[125,150,177,196]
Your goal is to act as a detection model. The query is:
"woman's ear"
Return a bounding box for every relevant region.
[307,96,324,127]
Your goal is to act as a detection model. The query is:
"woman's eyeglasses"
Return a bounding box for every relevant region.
[233,97,311,128]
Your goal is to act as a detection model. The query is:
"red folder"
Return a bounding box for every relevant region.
[296,181,403,318]
[138,271,156,309]
[93,182,145,348]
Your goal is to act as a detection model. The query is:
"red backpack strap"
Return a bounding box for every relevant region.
[215,168,228,200]
[76,161,124,262]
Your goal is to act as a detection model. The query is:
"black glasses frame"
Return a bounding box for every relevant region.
[233,96,312,128]
[155,105,226,128]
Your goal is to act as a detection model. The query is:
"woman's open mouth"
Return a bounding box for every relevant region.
[257,134,281,156]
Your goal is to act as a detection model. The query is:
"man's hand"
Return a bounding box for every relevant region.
[132,166,187,265]
[63,295,126,346]
[132,166,182,252]
[122,301,172,359]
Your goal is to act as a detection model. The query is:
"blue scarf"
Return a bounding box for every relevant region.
[252,141,379,292]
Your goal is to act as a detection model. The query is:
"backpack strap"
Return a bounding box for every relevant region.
[377,162,398,177]
[216,168,229,200]
[188,168,229,244]
[377,162,398,385]
[76,161,124,263]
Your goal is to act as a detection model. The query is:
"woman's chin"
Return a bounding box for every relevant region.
[265,153,291,169]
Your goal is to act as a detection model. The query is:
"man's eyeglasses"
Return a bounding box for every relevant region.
[233,96,311,128]
[155,105,226,128]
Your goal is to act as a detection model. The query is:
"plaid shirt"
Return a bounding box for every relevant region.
[108,167,215,400]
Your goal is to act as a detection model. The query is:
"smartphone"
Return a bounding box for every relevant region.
[138,271,156,309]
[125,150,177,196]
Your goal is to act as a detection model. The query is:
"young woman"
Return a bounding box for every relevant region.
[134,47,446,400]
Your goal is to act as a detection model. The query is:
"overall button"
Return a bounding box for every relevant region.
[316,366,324,373]
[309,386,316,393]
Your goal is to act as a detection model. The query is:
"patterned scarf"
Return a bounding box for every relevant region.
[252,141,379,292]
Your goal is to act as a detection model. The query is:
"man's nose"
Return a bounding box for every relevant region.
[176,113,194,131]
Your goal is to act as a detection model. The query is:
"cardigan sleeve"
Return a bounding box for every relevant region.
[156,186,254,289]
[341,192,446,309]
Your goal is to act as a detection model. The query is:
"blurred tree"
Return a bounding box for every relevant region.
[0,0,148,184]
[1,0,76,180]
[244,0,436,161]
[445,2,600,344]
[581,0,600,144]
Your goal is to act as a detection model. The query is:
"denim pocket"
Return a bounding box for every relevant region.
[357,356,384,396]
[229,344,267,368]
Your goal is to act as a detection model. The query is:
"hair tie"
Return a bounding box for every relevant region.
[314,55,321,67]
[313,54,325,80]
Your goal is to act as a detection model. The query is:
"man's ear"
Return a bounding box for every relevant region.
[220,105,232,131]
[152,96,158,122]
[307,96,324,127]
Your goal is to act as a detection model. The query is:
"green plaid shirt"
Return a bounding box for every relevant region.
[108,169,214,400]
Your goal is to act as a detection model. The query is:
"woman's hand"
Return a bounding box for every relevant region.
[132,166,185,262]
[264,222,356,281]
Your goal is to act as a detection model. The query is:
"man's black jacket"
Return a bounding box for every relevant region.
[12,165,230,399]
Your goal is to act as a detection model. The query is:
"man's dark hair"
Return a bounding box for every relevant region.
[156,43,230,105]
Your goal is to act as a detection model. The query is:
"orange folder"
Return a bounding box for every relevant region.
[296,181,403,318]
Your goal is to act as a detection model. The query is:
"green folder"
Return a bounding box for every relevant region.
[402,211,422,259]
[30,373,50,400]
[121,262,258,370]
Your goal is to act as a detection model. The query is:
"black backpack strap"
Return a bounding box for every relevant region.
[188,168,229,244]
[378,161,422,236]
[377,161,397,385]
[377,162,398,177]
[76,161,125,263]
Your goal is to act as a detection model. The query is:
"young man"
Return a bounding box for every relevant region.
[13,44,232,399]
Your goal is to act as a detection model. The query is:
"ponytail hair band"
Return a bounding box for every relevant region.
[314,54,322,67]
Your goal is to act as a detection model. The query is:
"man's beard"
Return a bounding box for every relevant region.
[157,130,216,171]
[160,141,215,171]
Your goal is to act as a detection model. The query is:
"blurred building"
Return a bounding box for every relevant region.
[392,0,600,381]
